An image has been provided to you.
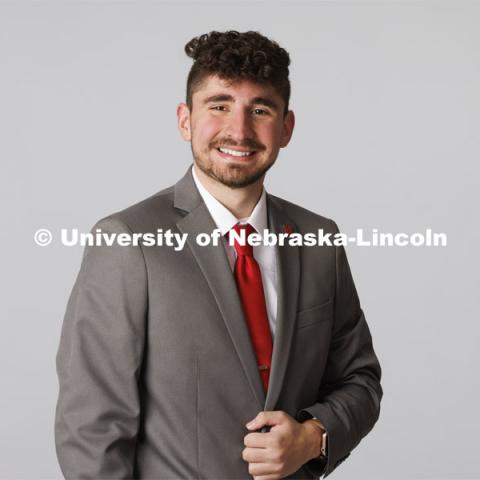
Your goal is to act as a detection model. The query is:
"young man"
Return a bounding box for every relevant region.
[55,31,382,479]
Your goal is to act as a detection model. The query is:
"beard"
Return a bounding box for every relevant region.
[191,139,278,189]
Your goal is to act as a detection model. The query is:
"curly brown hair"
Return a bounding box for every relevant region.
[184,30,291,115]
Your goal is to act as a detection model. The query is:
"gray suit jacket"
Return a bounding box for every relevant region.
[55,166,382,479]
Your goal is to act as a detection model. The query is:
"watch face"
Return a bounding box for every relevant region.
[321,432,328,457]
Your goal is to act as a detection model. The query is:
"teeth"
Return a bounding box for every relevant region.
[218,148,254,157]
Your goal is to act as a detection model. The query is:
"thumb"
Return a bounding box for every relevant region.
[245,411,275,430]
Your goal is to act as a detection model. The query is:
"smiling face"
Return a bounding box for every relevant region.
[177,75,295,189]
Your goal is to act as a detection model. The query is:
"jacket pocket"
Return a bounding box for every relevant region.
[296,299,333,329]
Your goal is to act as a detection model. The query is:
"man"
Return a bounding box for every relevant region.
[55,30,382,479]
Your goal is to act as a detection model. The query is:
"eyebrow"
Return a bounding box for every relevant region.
[203,94,279,112]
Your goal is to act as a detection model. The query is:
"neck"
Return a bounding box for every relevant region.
[193,164,264,219]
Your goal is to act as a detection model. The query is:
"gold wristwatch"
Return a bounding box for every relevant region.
[309,418,328,459]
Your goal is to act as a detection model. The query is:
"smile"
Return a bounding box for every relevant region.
[217,147,256,157]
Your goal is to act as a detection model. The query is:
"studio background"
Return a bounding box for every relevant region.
[1,1,479,479]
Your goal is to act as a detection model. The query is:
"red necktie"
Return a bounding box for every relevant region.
[229,223,273,393]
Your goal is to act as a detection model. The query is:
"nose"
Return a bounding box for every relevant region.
[225,108,255,143]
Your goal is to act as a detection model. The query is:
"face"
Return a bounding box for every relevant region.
[177,75,295,189]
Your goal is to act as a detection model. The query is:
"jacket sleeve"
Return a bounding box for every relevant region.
[54,217,148,479]
[297,221,383,478]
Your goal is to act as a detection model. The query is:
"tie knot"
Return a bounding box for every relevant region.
[229,223,256,256]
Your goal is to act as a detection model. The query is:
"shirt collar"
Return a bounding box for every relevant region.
[192,165,268,236]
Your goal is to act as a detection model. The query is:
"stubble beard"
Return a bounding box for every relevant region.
[191,143,277,189]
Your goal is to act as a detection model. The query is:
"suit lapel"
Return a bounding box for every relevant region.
[174,167,266,409]
[173,167,301,412]
[264,195,301,411]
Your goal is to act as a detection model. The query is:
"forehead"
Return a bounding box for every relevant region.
[192,75,282,104]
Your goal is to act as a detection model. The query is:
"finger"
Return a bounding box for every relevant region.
[242,446,268,463]
[248,462,278,477]
[244,432,270,448]
[246,410,287,430]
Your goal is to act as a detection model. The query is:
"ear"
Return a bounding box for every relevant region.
[280,110,295,148]
[177,103,192,141]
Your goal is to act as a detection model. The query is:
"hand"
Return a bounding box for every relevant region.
[242,410,323,480]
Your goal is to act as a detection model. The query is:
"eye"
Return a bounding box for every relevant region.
[210,105,227,112]
[253,108,269,116]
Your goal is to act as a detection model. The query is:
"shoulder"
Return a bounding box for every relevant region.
[92,184,177,234]
[267,193,340,234]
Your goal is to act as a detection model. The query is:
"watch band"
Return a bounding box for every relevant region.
[309,418,328,459]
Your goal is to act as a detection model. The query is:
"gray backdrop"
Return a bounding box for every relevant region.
[1,1,479,478]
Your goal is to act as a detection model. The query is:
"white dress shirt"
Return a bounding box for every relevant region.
[192,166,278,338]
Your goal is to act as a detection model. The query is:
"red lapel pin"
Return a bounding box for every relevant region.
[282,223,293,235]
